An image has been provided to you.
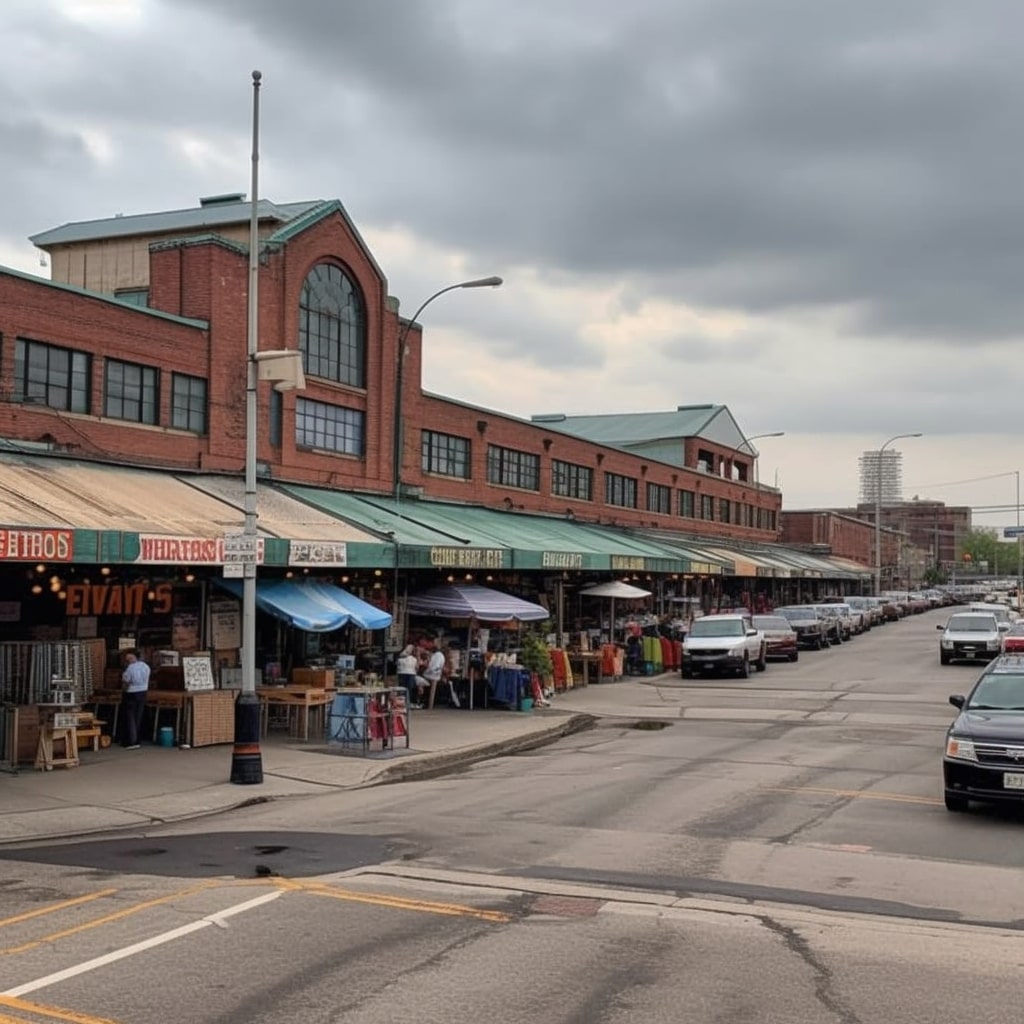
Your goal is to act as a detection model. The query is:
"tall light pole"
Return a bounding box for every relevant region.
[1016,470,1022,610]
[741,431,785,487]
[230,71,305,785]
[874,432,922,596]
[391,276,503,498]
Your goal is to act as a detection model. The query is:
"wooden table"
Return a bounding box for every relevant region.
[258,685,335,742]
[568,652,602,686]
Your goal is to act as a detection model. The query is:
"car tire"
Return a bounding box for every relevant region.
[788,651,799,662]
[944,791,969,812]
[814,637,824,650]
[737,656,750,679]
[755,647,767,672]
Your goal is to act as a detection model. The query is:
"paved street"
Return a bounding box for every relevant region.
[1,606,1022,1022]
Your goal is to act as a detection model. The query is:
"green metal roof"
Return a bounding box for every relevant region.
[30,198,323,248]
[530,406,724,445]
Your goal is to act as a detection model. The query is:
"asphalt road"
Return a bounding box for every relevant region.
[1,605,1022,1023]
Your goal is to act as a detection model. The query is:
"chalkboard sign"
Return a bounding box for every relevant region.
[182,655,215,691]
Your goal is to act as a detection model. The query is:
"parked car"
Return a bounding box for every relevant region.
[943,654,1024,811]
[774,606,829,649]
[813,604,847,643]
[937,612,1003,665]
[681,613,767,678]
[1002,622,1024,654]
[877,597,902,622]
[751,614,799,662]
[844,595,878,627]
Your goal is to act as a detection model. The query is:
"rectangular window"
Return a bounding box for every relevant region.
[171,373,207,434]
[422,430,470,478]
[678,490,695,518]
[552,459,592,501]
[295,397,365,456]
[646,482,671,515]
[605,472,637,508]
[719,498,732,524]
[14,338,91,413]
[104,359,158,424]
[700,495,714,520]
[114,288,149,307]
[487,445,540,491]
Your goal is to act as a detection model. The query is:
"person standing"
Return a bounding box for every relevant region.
[120,649,150,749]
[396,644,420,708]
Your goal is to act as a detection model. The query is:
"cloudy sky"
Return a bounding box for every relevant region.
[3,0,1023,531]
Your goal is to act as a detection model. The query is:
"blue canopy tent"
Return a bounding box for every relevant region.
[217,579,392,632]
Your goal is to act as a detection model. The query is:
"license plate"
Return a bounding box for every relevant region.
[1003,773,1024,789]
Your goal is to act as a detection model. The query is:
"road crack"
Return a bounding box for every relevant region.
[756,913,861,1024]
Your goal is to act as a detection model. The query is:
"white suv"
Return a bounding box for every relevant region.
[682,613,767,678]
[937,612,1003,665]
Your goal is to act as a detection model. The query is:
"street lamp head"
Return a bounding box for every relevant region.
[459,276,503,289]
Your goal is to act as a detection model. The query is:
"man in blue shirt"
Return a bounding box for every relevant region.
[120,649,151,749]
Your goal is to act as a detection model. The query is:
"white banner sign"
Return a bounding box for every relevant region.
[136,535,265,565]
[288,540,348,567]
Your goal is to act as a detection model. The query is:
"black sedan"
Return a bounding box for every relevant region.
[943,655,1024,812]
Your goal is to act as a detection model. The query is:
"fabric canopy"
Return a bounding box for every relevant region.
[217,579,392,632]
[579,581,652,599]
[406,584,549,622]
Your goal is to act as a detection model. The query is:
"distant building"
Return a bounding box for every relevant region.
[859,448,904,505]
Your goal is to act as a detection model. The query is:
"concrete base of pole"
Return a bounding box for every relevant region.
[230,692,263,785]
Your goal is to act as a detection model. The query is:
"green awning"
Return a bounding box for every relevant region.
[279,487,701,574]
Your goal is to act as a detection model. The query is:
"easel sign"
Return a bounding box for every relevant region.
[182,656,215,691]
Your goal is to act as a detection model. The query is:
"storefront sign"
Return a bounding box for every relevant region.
[0,528,73,561]
[429,546,506,569]
[136,535,265,565]
[611,556,647,572]
[541,551,584,569]
[289,540,348,567]
[65,582,173,616]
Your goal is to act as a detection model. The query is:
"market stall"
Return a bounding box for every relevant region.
[405,583,549,709]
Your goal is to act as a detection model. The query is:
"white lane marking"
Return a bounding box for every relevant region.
[2,890,282,998]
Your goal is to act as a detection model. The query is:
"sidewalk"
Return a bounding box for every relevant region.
[0,676,670,846]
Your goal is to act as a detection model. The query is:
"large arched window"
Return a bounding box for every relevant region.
[298,263,366,387]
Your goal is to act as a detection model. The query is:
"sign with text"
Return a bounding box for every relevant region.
[136,535,265,565]
[289,540,347,567]
[182,655,215,691]
[429,546,507,569]
[541,551,584,570]
[0,528,73,561]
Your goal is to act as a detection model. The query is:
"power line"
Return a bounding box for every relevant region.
[904,470,1018,491]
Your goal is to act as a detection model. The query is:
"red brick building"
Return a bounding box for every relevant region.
[7,193,784,543]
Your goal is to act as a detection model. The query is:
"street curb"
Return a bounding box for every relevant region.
[0,715,597,848]
[371,713,597,785]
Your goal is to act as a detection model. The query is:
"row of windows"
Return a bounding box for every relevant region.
[13,339,208,434]
[420,433,775,527]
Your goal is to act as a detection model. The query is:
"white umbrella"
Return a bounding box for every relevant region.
[580,581,652,643]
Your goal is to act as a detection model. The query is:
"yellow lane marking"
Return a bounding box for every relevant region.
[0,881,229,957]
[295,881,511,923]
[767,786,943,806]
[0,994,123,1024]
[0,892,118,931]
[0,877,299,957]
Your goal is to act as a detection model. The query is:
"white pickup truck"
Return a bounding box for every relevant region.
[682,613,767,678]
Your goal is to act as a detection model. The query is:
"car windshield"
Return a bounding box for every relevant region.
[689,619,744,637]
[948,615,998,632]
[752,616,790,631]
[968,673,1024,710]
[777,607,814,620]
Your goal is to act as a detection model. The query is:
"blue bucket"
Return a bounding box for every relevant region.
[157,726,175,748]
